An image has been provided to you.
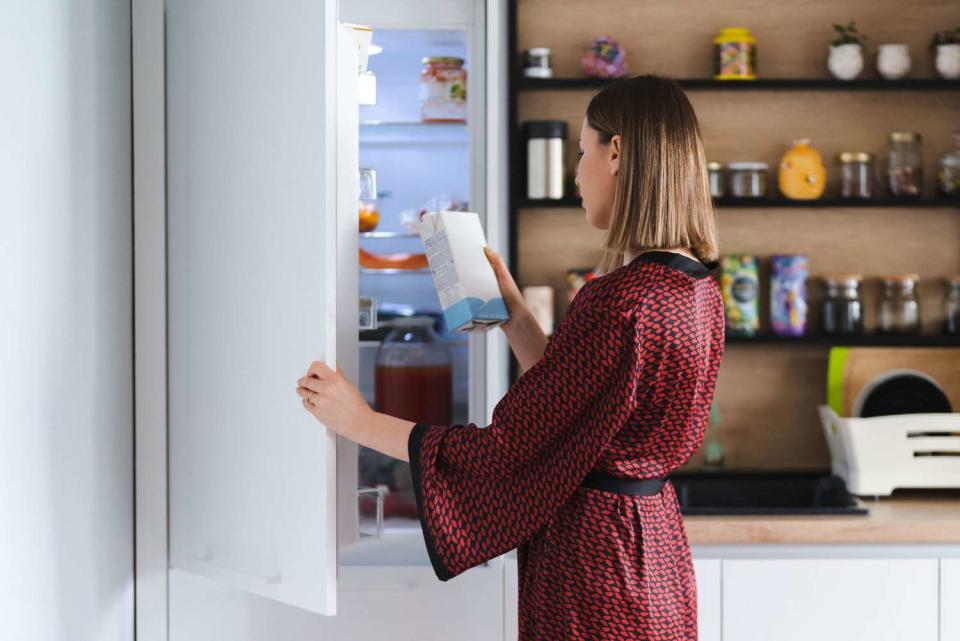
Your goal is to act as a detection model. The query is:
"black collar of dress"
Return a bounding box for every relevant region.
[631,250,717,279]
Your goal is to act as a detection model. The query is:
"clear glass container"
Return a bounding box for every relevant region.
[821,275,864,336]
[838,152,876,199]
[374,316,453,425]
[419,56,467,123]
[727,162,768,198]
[878,274,921,335]
[707,161,725,197]
[938,131,960,197]
[943,276,960,335]
[886,131,923,197]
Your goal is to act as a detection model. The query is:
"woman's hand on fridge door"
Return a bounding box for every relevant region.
[297,361,373,438]
[297,361,415,461]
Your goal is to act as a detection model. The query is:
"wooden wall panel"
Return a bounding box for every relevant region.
[514,0,960,471]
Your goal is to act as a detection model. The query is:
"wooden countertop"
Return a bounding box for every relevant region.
[683,490,960,544]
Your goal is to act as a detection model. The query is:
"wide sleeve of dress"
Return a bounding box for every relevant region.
[407,287,645,581]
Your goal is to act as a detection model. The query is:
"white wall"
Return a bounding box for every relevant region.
[0,2,133,640]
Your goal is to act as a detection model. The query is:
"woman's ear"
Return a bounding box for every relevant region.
[609,134,622,176]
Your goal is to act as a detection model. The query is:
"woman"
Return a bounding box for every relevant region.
[297,74,724,640]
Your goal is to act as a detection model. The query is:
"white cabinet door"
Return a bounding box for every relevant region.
[723,558,938,641]
[693,558,721,641]
[165,0,351,615]
[321,565,503,640]
[943,558,960,641]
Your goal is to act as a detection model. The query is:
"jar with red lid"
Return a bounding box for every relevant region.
[419,56,467,123]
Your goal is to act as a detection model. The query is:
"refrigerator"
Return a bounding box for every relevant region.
[159,0,508,619]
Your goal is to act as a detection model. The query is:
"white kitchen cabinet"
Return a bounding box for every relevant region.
[943,558,960,641]
[722,558,939,641]
[693,558,721,641]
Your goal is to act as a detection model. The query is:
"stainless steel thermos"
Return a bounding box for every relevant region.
[524,120,567,200]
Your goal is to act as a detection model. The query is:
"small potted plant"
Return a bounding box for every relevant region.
[828,21,868,80]
[931,27,960,79]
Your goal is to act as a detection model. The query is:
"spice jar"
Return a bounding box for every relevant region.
[838,152,877,199]
[714,27,757,80]
[821,274,864,336]
[707,162,725,197]
[727,162,768,198]
[886,131,923,197]
[375,316,452,424]
[938,131,960,197]
[522,48,553,78]
[878,274,921,335]
[943,276,960,335]
[419,57,467,123]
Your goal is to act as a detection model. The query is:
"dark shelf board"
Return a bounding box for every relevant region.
[725,334,960,347]
[518,196,960,209]
[519,77,960,91]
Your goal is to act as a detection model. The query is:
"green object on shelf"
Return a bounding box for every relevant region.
[827,346,850,416]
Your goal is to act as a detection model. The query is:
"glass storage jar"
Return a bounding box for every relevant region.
[938,131,960,197]
[727,162,768,198]
[419,57,467,123]
[821,274,864,336]
[374,316,452,424]
[707,161,725,197]
[838,152,876,199]
[878,274,921,335]
[943,276,960,335]
[886,131,923,197]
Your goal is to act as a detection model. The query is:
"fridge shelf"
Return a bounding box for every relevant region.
[359,121,468,145]
[359,268,432,275]
[359,231,420,239]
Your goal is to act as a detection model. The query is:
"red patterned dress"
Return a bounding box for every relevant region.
[408,250,725,640]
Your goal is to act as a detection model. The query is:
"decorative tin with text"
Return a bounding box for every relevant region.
[720,254,760,336]
[770,254,809,336]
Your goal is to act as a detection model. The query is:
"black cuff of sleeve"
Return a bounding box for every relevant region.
[408,422,455,582]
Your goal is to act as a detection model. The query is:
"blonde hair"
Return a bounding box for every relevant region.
[586,75,720,275]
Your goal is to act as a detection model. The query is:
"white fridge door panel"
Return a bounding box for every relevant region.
[166,0,342,614]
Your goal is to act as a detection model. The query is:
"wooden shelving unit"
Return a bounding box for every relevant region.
[519,77,960,91]
[520,196,960,209]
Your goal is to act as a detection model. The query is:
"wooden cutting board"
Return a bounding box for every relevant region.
[827,347,960,417]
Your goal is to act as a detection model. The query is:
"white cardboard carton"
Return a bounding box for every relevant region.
[418,210,509,332]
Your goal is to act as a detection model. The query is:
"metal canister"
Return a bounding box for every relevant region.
[524,120,567,200]
[707,161,725,198]
[770,254,808,336]
[720,254,760,336]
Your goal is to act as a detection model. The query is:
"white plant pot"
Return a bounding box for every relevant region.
[827,43,864,80]
[877,43,911,79]
[935,43,960,80]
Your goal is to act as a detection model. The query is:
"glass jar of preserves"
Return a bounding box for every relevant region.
[878,274,921,335]
[375,316,452,425]
[838,152,876,199]
[419,56,467,123]
[821,274,864,336]
[938,131,960,197]
[942,276,960,335]
[886,131,923,197]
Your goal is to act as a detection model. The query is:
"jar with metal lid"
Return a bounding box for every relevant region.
[886,131,923,197]
[419,57,467,123]
[938,131,960,197]
[837,152,876,199]
[714,27,757,80]
[707,161,725,197]
[942,276,960,335]
[821,274,864,336]
[727,162,768,198]
[878,274,921,335]
[523,48,553,78]
[374,316,452,424]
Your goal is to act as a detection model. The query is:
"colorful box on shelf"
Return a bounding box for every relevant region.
[418,210,509,332]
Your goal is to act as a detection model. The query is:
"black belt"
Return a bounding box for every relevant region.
[580,470,668,496]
